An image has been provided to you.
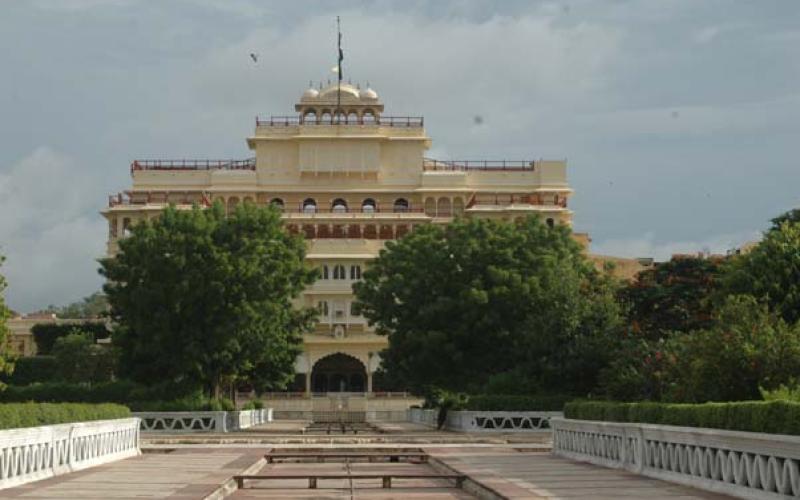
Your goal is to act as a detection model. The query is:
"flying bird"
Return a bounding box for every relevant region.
[249,53,258,63]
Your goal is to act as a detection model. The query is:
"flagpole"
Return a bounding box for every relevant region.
[336,16,341,125]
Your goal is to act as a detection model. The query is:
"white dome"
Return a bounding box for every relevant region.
[302,87,319,99]
[361,87,378,100]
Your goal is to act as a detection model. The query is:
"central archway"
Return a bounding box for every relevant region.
[311,353,366,393]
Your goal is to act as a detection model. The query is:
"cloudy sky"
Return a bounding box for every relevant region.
[1,0,798,312]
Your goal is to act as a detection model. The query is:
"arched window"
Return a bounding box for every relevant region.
[303,110,317,124]
[361,198,376,213]
[393,198,409,213]
[303,198,317,213]
[347,111,358,124]
[333,264,346,280]
[363,109,376,124]
[322,265,329,280]
[270,198,284,210]
[243,196,254,205]
[122,218,132,237]
[424,197,436,216]
[437,197,452,217]
[546,218,555,228]
[350,265,361,280]
[226,196,239,214]
[332,198,348,213]
[320,110,332,123]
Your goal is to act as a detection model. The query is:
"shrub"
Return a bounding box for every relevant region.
[32,321,110,355]
[242,399,265,410]
[0,403,130,430]
[128,395,235,412]
[564,400,800,435]
[463,394,571,411]
[0,380,198,404]
[1,356,58,385]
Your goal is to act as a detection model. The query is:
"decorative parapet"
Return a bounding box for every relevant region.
[551,417,800,500]
[134,409,273,433]
[134,411,228,433]
[447,411,562,432]
[408,408,560,432]
[0,418,140,490]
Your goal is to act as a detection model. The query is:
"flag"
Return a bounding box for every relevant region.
[337,30,343,81]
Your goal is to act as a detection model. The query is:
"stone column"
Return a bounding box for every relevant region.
[305,372,311,396]
[367,371,373,394]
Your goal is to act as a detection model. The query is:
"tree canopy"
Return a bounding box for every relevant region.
[100,202,316,396]
[353,216,622,395]
[42,292,109,319]
[0,255,13,389]
[722,217,800,324]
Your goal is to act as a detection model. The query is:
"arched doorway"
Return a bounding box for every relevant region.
[311,353,366,393]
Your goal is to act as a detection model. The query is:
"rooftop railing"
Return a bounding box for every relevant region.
[256,115,424,127]
[423,158,535,171]
[130,158,256,173]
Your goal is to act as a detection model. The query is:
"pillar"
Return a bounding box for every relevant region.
[305,372,311,396]
[367,371,373,394]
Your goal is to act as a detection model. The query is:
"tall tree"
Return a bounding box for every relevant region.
[353,216,622,395]
[0,255,13,389]
[722,218,800,324]
[621,255,723,340]
[100,202,316,396]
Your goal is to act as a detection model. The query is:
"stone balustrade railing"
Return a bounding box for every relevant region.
[551,417,800,500]
[0,418,140,489]
[134,409,272,433]
[408,408,561,432]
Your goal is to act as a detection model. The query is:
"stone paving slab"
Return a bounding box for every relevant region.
[428,448,732,499]
[1,449,263,499]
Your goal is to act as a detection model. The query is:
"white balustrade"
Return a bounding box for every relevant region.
[134,411,228,432]
[135,409,273,433]
[408,408,438,428]
[551,417,800,500]
[0,418,140,489]
[447,411,562,432]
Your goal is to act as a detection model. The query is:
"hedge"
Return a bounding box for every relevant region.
[0,403,131,430]
[462,394,571,411]
[564,400,800,436]
[1,356,58,385]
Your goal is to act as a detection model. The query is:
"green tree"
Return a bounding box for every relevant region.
[44,292,109,319]
[353,216,622,395]
[0,255,14,389]
[621,255,723,341]
[100,202,315,397]
[665,295,800,402]
[722,219,800,324]
[51,330,115,383]
[770,208,800,232]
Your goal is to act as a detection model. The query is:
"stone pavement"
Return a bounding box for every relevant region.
[2,440,734,499]
[428,447,730,499]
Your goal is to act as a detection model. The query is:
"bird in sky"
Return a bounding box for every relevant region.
[249,53,258,63]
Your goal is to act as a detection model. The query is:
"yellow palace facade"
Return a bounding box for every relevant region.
[102,82,625,397]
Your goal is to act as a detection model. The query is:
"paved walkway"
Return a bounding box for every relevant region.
[3,444,732,499]
[429,447,730,499]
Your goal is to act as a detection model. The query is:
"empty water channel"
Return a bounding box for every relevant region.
[230,447,477,499]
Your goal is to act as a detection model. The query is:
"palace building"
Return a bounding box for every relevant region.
[102,81,642,399]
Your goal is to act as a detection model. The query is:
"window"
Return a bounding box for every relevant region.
[322,265,329,280]
[350,265,361,280]
[270,198,284,210]
[303,198,317,213]
[332,198,348,213]
[333,264,346,280]
[546,218,555,228]
[437,197,452,217]
[122,218,132,237]
[317,300,329,316]
[361,198,376,213]
[350,302,360,316]
[393,198,409,213]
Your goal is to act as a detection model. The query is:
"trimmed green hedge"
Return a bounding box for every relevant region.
[1,356,59,385]
[463,394,570,411]
[564,400,800,435]
[0,403,131,430]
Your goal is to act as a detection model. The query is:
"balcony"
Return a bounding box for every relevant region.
[130,158,256,173]
[423,158,535,171]
[256,115,424,127]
